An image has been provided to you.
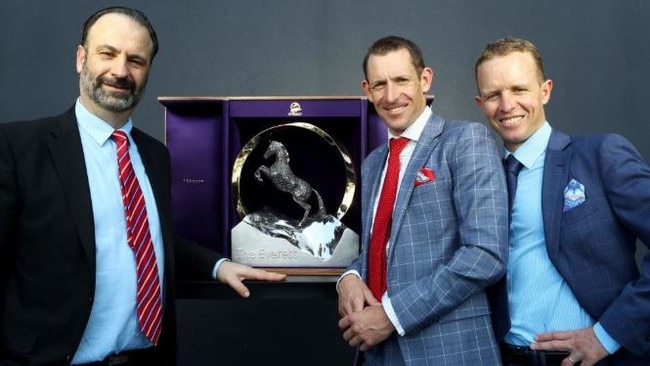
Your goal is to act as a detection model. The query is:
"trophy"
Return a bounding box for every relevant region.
[230,122,359,270]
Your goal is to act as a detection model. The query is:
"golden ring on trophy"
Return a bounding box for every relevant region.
[231,122,356,220]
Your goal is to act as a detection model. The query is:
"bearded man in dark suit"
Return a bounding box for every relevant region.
[0,6,284,365]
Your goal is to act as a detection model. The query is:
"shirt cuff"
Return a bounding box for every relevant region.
[383,294,405,336]
[211,258,230,280]
[336,270,361,293]
[335,270,404,336]
[593,322,621,354]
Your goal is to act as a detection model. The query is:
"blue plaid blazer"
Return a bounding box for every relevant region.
[347,112,509,365]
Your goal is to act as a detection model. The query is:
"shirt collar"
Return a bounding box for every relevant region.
[505,121,552,169]
[387,105,431,142]
[75,98,134,146]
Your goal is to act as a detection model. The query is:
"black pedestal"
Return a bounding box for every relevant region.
[176,277,355,365]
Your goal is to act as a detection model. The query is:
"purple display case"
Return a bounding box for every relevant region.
[160,96,388,256]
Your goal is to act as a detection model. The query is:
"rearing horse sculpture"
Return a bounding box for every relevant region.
[254,140,326,226]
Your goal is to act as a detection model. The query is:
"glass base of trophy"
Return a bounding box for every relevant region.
[231,209,359,270]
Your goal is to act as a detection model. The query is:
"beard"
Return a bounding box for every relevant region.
[80,61,147,112]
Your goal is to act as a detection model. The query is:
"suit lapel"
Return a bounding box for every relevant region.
[131,129,166,212]
[131,129,175,278]
[387,113,444,261]
[362,145,389,271]
[46,108,96,269]
[542,130,571,259]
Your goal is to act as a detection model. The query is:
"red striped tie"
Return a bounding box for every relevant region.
[367,137,409,301]
[112,130,163,345]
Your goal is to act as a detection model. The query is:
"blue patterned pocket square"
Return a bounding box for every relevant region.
[563,178,586,212]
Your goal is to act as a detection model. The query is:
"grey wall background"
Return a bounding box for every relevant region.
[3,0,650,158]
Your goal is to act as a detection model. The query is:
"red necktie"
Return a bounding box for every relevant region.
[112,130,163,345]
[368,137,409,301]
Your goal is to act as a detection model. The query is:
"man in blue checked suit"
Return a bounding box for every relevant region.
[337,35,509,365]
[475,37,650,365]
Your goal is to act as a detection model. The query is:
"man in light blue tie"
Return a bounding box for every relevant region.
[475,37,650,365]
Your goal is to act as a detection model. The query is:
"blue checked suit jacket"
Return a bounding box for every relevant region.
[539,130,650,362]
[347,112,509,365]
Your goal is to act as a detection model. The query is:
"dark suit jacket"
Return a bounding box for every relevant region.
[495,129,650,365]
[0,107,222,365]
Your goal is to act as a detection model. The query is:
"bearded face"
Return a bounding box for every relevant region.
[80,59,148,113]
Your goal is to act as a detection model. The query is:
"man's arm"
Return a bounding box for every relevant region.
[533,134,650,360]
[174,234,285,297]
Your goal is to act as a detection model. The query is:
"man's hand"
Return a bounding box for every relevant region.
[216,261,286,297]
[531,327,609,366]
[337,274,379,317]
[338,304,395,351]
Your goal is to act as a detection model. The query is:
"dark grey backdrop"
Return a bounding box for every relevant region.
[3,1,650,159]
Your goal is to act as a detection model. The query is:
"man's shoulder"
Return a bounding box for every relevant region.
[567,132,632,153]
[435,117,493,142]
[429,112,488,134]
[570,132,626,143]
[552,132,646,170]
[2,114,56,129]
[444,118,487,129]
[0,108,75,139]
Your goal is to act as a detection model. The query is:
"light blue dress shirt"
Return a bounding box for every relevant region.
[72,99,165,364]
[504,122,618,353]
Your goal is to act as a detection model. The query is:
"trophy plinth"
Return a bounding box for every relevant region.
[231,214,359,267]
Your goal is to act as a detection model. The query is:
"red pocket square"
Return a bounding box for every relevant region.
[414,167,435,187]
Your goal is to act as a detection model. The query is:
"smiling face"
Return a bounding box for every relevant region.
[362,48,433,135]
[76,13,154,127]
[475,51,553,152]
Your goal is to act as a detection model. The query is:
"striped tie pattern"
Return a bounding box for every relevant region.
[112,130,162,345]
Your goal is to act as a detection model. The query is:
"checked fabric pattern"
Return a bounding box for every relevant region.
[367,137,409,301]
[112,130,162,345]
